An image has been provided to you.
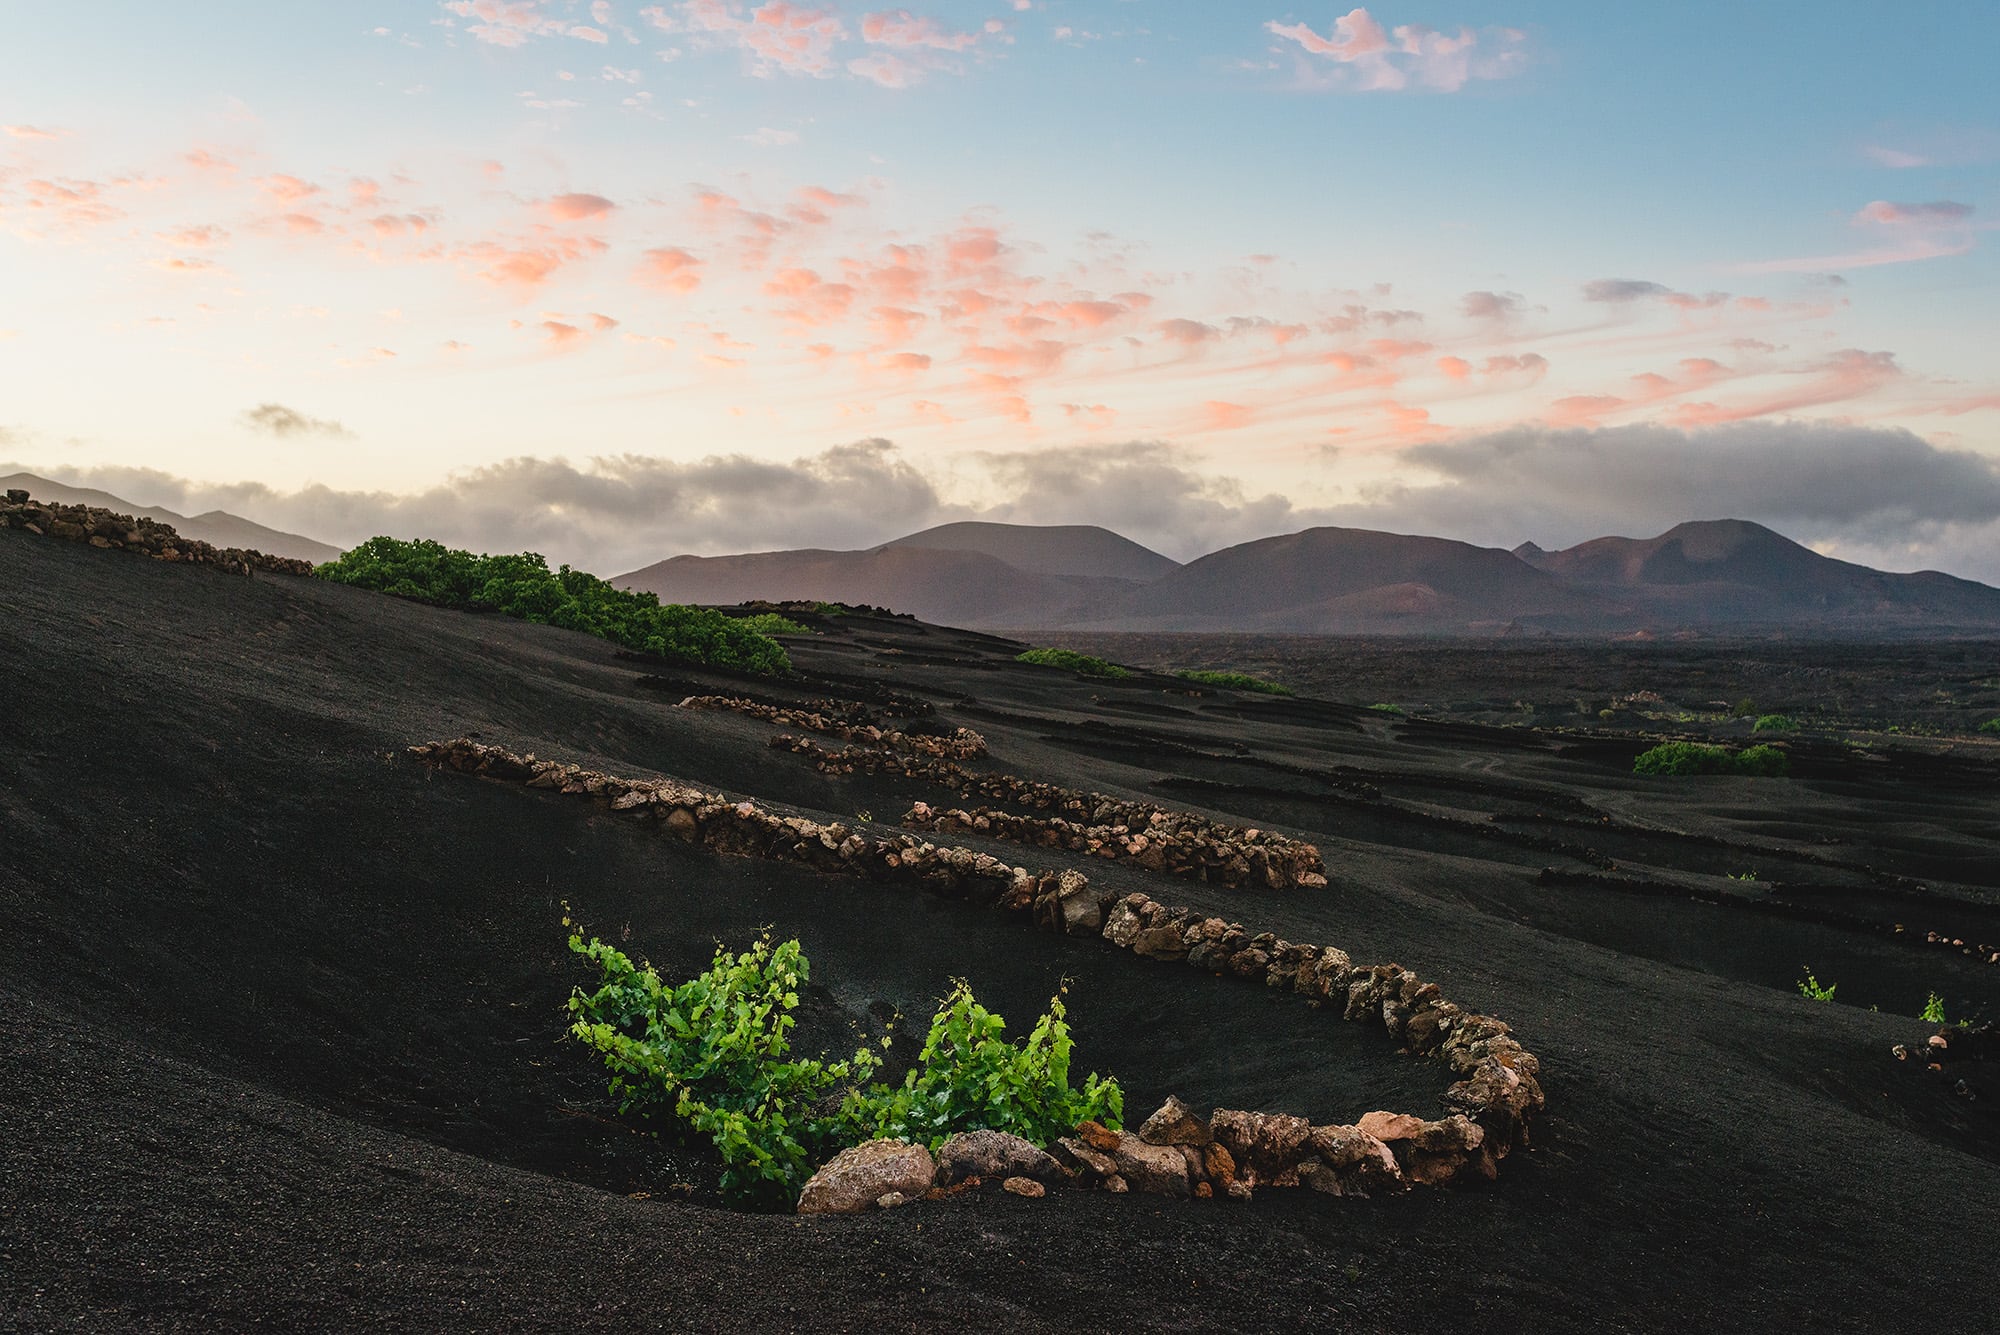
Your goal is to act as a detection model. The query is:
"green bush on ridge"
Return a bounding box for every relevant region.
[730,611,810,637]
[1752,714,1799,734]
[315,536,789,674]
[1632,741,1790,777]
[565,926,1122,1205]
[1016,647,1132,678]
[1176,669,1293,696]
[1980,718,2000,735]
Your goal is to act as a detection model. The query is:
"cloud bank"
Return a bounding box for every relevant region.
[12,423,2000,583]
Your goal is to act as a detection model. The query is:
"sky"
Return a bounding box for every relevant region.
[3,2,1999,579]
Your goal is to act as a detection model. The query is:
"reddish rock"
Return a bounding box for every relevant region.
[1137,1095,1210,1147]
[1209,1109,1311,1178]
[797,1139,936,1214]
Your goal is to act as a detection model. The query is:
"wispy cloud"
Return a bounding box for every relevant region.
[241,403,355,439]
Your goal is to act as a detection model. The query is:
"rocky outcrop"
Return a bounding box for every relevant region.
[0,491,317,577]
[409,737,1544,1200]
[797,1139,938,1214]
[681,695,984,759]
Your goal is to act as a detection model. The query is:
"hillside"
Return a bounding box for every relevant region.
[0,471,341,564]
[3,526,1995,1331]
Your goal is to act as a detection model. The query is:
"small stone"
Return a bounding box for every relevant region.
[1102,1174,1129,1194]
[876,1192,910,1209]
[1001,1176,1045,1199]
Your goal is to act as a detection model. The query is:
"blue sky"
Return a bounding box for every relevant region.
[3,2,1997,577]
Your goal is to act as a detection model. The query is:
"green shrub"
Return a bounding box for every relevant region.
[1016,647,1131,678]
[565,927,1120,1205]
[1633,741,1790,777]
[1980,718,2000,735]
[830,980,1123,1151]
[731,612,809,637]
[1753,714,1799,733]
[1920,991,1948,1025]
[1369,702,1405,715]
[1176,669,1292,696]
[317,537,789,674]
[1797,968,1836,1003]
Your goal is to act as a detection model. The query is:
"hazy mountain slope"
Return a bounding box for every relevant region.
[616,545,1144,626]
[1098,527,1605,633]
[876,521,1181,581]
[0,471,342,564]
[1526,519,2000,627]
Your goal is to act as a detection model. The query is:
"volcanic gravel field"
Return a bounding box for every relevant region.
[3,530,1997,1332]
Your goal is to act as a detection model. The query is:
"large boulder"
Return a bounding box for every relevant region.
[935,1130,1064,1187]
[1305,1124,1405,1196]
[797,1139,937,1214]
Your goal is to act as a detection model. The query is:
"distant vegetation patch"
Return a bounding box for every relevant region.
[1981,718,2000,735]
[1369,702,1405,716]
[1016,647,1132,679]
[1633,741,1790,777]
[1176,669,1292,696]
[1752,714,1799,733]
[316,536,790,674]
[731,612,810,637]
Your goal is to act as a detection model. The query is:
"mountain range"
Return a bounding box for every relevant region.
[619,517,2000,636]
[13,471,2000,634]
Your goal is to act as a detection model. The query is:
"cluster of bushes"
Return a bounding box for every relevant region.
[1016,647,1131,679]
[1752,714,1799,734]
[1176,669,1293,697]
[316,537,790,674]
[1633,741,1791,777]
[565,927,1122,1205]
[1981,718,2000,735]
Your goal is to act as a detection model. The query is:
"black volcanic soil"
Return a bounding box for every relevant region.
[3,532,1998,1333]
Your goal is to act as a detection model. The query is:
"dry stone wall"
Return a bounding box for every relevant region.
[0,491,317,577]
[679,695,986,760]
[770,733,1328,891]
[408,736,1542,1201]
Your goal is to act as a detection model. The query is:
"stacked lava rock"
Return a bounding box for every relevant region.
[0,490,317,577]
[681,695,985,760]
[769,734,1328,891]
[905,800,1326,891]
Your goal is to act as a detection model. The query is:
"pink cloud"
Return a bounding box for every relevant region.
[1267,9,1526,92]
[259,174,321,204]
[1740,201,1979,273]
[3,125,63,140]
[156,224,229,249]
[1436,355,1472,380]
[862,9,979,50]
[1855,199,1972,225]
[637,246,704,292]
[765,266,856,326]
[1201,400,1255,431]
[542,319,585,345]
[546,191,617,220]
[444,0,570,46]
[369,213,434,237]
[1668,348,1900,426]
[681,0,849,76]
[460,235,608,289]
[1158,317,1219,345]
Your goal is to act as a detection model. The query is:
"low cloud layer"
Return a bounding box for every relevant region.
[12,422,2000,584]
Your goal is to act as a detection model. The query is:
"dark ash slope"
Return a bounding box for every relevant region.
[2,530,1996,1333]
